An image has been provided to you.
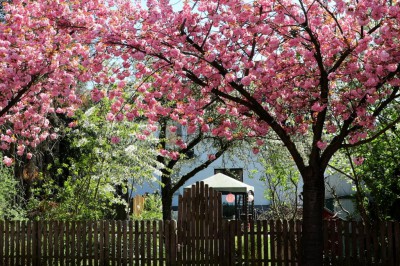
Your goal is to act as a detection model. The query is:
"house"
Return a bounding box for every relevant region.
[132,142,271,216]
[131,127,357,220]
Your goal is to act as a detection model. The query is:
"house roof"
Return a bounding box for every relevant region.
[184,173,254,193]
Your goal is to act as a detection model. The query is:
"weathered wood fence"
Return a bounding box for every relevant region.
[0,220,173,266]
[1,219,400,265]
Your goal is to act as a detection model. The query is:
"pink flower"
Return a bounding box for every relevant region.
[106,113,115,121]
[187,125,197,134]
[169,151,180,160]
[110,136,120,144]
[3,156,13,167]
[241,76,252,86]
[387,64,397,72]
[117,81,126,88]
[252,147,260,154]
[353,157,364,166]
[68,121,77,128]
[326,124,337,134]
[311,102,326,112]
[379,51,390,62]
[136,134,147,140]
[317,141,327,150]
[26,153,33,160]
[208,154,216,161]
[169,126,177,133]
[201,124,210,132]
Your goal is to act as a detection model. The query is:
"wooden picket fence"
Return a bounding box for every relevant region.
[1,219,400,265]
[0,220,174,266]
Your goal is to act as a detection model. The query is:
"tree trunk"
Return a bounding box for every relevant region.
[114,184,129,220]
[301,166,325,266]
[161,174,173,220]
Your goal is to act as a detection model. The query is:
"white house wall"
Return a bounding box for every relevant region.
[132,143,272,208]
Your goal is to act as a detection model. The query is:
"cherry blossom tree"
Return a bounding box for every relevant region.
[97,0,400,264]
[0,0,107,165]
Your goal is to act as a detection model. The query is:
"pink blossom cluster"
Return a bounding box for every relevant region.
[95,0,400,156]
[0,0,110,165]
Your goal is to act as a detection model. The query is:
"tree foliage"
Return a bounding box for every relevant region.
[0,159,26,220]
[345,124,400,221]
[0,0,110,162]
[27,97,160,220]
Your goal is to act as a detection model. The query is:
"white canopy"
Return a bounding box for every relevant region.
[185,173,254,193]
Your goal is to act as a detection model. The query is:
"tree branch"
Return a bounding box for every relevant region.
[342,115,400,148]
[171,141,231,193]
[0,74,40,118]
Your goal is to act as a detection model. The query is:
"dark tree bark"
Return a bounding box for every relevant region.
[301,166,325,266]
[161,173,173,220]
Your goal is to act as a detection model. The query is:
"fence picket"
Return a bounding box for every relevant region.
[21,221,26,265]
[394,222,400,266]
[146,220,151,265]
[158,220,164,266]
[357,222,365,265]
[344,220,350,265]
[134,220,139,265]
[270,219,276,264]
[295,220,302,264]
[93,221,99,266]
[9,220,14,265]
[372,222,380,264]
[288,220,296,266]
[152,220,157,266]
[350,221,357,264]
[140,220,145,265]
[387,221,394,266]
[256,220,262,266]
[380,221,387,264]
[249,221,255,265]
[122,221,127,265]
[128,220,134,266]
[337,220,344,263]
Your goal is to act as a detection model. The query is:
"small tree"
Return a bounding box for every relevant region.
[26,96,160,220]
[259,141,302,220]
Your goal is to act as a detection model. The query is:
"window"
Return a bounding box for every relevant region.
[214,168,243,182]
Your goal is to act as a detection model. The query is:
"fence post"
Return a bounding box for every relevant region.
[32,221,41,266]
[171,220,177,265]
[165,220,177,266]
[228,220,237,266]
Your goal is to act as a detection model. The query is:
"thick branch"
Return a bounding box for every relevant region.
[171,141,231,192]
[0,74,40,118]
[165,131,205,171]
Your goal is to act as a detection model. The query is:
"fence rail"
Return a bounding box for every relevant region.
[0,220,399,265]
